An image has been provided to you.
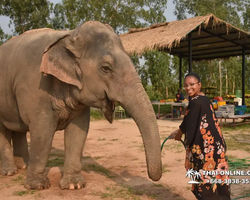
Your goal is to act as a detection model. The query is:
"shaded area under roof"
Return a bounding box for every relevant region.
[120,14,250,60]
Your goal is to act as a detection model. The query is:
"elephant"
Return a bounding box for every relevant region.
[0,21,162,190]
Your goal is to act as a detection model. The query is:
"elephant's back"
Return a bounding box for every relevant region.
[0,28,73,88]
[1,28,72,69]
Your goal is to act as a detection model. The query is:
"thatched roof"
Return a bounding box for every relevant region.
[119,14,250,60]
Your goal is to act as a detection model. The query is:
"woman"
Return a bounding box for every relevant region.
[170,72,231,200]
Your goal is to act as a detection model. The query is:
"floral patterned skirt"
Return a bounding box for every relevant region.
[185,147,231,200]
[192,184,231,200]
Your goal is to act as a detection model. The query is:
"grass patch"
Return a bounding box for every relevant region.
[13,190,36,196]
[162,164,170,173]
[98,137,106,141]
[46,158,64,167]
[224,133,250,152]
[118,165,128,169]
[152,104,171,115]
[138,144,145,152]
[153,183,164,188]
[83,156,91,159]
[176,158,183,162]
[221,123,250,131]
[94,156,103,160]
[161,141,184,153]
[90,109,105,121]
[92,185,143,200]
[12,175,24,184]
[240,188,250,196]
[82,164,114,178]
[227,155,238,160]
[49,153,64,158]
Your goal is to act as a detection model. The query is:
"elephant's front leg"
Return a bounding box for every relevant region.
[0,125,17,176]
[60,108,90,190]
[24,118,56,190]
[12,132,29,169]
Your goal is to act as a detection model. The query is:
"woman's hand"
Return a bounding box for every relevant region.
[169,129,183,141]
[185,157,190,171]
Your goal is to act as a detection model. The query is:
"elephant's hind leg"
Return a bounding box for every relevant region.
[0,125,17,176]
[12,132,29,169]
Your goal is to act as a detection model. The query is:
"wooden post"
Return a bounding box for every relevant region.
[179,55,182,89]
[242,46,246,105]
[219,60,222,97]
[188,33,192,72]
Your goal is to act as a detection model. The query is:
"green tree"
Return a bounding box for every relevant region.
[173,0,246,28]
[0,27,5,45]
[48,2,66,29]
[242,2,250,31]
[52,0,168,33]
[0,0,51,34]
[138,51,176,100]
[0,26,12,45]
[173,0,250,97]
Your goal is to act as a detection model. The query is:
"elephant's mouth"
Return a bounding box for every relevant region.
[103,92,115,123]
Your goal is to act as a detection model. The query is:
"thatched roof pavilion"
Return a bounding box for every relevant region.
[120,14,250,105]
[120,13,250,60]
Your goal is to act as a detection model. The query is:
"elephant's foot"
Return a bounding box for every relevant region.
[14,157,27,169]
[1,164,18,176]
[24,171,50,190]
[59,172,86,190]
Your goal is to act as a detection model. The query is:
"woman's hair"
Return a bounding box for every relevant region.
[184,72,201,82]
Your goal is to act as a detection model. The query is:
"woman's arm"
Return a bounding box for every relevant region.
[169,129,184,141]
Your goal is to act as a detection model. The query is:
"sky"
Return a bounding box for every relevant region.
[0,0,177,34]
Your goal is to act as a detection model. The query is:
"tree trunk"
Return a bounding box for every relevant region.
[225,67,228,95]
[165,86,168,99]
[219,60,222,96]
[233,80,235,95]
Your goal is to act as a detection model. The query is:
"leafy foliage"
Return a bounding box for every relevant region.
[173,0,250,98]
[173,0,248,28]
[136,51,178,100]
[0,0,51,34]
[242,2,250,32]
[50,0,167,33]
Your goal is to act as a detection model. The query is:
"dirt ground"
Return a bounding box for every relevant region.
[0,118,250,200]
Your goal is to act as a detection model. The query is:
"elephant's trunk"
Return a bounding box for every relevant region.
[120,79,162,181]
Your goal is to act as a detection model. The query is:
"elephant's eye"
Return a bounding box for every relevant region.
[101,65,112,73]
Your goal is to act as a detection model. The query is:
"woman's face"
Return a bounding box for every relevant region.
[184,76,201,97]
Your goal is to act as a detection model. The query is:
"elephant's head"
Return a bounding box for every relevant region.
[40,21,162,181]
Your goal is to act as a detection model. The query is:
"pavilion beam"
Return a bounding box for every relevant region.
[191,48,244,57]
[168,49,250,61]
[188,33,192,72]
[202,28,247,48]
[173,33,250,50]
[187,30,240,41]
[173,46,240,57]
[242,46,246,105]
[174,40,250,52]
[175,42,238,52]
[191,50,250,60]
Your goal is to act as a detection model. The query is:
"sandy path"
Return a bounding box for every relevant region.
[0,119,249,199]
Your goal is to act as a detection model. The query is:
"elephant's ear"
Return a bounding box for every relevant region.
[40,35,82,90]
